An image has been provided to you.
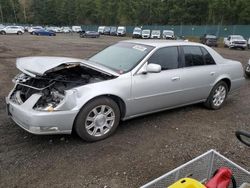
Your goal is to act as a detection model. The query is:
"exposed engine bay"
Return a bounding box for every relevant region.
[10,64,114,110]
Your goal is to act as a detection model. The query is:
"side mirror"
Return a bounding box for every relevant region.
[235,130,250,147]
[146,63,161,73]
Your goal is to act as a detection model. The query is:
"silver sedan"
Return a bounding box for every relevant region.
[6,40,245,141]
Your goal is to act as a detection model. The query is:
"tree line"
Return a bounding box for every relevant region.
[0,0,250,26]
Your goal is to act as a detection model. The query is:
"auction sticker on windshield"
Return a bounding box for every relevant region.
[133,45,147,52]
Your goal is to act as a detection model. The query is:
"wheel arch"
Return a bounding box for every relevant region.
[212,76,231,92]
[72,94,127,130]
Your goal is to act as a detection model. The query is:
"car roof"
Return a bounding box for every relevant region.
[122,40,202,48]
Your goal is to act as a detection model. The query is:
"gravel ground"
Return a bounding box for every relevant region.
[0,34,249,188]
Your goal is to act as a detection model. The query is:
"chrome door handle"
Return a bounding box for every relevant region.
[210,72,215,75]
[171,76,180,81]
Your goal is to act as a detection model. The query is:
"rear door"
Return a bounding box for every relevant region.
[176,45,218,103]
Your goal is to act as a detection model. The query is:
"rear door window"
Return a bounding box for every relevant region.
[182,46,216,67]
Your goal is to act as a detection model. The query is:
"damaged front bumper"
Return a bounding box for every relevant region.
[6,92,79,135]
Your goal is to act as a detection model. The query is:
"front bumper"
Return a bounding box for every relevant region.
[229,43,247,48]
[6,94,79,135]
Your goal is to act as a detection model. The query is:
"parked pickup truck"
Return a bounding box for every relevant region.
[224,35,247,50]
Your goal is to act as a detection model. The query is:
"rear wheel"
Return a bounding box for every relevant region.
[204,81,228,110]
[74,97,120,142]
[17,31,22,35]
[245,65,250,78]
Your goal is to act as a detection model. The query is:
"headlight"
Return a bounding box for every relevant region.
[33,90,65,112]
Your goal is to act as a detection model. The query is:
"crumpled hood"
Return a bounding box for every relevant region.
[16,56,120,77]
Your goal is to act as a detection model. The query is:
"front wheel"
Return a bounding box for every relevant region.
[204,81,228,110]
[245,65,250,78]
[1,31,6,35]
[74,97,120,142]
[17,31,22,35]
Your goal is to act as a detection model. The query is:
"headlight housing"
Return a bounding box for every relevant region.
[33,90,65,112]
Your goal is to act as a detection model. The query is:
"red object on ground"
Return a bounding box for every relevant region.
[205,167,234,188]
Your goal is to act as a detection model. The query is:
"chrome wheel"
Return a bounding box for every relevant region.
[85,105,115,137]
[246,65,250,73]
[212,85,226,107]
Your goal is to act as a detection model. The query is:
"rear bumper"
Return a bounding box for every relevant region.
[6,95,78,135]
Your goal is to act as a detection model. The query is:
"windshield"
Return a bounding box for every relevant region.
[232,36,244,40]
[163,31,173,35]
[206,35,216,39]
[142,30,150,34]
[89,42,154,73]
[134,28,141,32]
[152,31,160,35]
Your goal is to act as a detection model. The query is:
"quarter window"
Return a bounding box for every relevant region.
[148,47,179,70]
[201,47,216,65]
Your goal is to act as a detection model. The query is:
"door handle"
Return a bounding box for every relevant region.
[210,72,215,76]
[171,76,180,81]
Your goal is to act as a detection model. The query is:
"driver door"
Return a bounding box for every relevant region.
[129,46,184,116]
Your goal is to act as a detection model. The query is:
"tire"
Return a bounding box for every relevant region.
[242,47,246,50]
[74,97,120,142]
[31,31,35,35]
[1,31,6,35]
[17,31,22,35]
[204,81,228,110]
[245,65,250,78]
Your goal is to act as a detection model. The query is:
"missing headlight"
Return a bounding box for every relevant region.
[34,89,65,111]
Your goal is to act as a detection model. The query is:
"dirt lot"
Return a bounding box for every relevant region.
[0,34,249,188]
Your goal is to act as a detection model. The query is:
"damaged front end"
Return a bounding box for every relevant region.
[7,58,116,134]
[10,63,114,111]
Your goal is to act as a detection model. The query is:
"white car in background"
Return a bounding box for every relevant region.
[132,27,142,38]
[224,35,247,50]
[117,26,126,36]
[72,26,82,33]
[142,29,151,39]
[0,26,24,35]
[62,27,72,33]
[151,30,161,39]
[98,26,105,34]
[28,26,43,35]
[162,30,175,39]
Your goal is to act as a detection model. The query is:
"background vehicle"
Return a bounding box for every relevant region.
[110,27,117,36]
[103,26,111,35]
[142,29,151,39]
[72,26,82,33]
[61,27,72,33]
[162,30,175,39]
[6,41,244,141]
[236,130,250,146]
[245,59,250,78]
[98,26,105,34]
[0,26,24,35]
[80,31,100,38]
[132,27,142,38]
[117,26,126,36]
[248,38,250,49]
[200,34,218,47]
[33,29,56,36]
[224,35,247,50]
[28,26,43,35]
[151,30,161,39]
